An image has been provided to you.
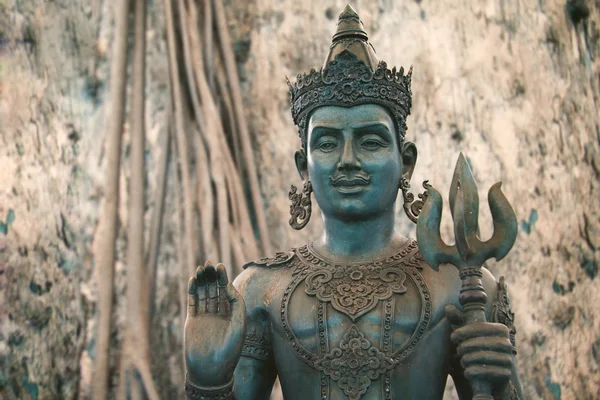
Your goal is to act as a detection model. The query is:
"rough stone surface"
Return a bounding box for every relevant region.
[1,0,599,399]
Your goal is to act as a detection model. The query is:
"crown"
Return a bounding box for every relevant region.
[287,5,413,149]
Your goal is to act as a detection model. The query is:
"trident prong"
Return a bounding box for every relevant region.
[417,153,517,270]
[416,152,518,400]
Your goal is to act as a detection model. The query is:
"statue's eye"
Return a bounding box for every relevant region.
[318,142,337,152]
[361,139,384,150]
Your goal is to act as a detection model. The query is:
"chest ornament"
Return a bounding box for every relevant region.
[305,265,407,321]
[298,240,421,320]
[317,324,395,400]
[280,239,432,400]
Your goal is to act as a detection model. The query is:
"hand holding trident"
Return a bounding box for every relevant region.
[417,153,518,400]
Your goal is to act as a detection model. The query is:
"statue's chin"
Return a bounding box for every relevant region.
[321,199,391,222]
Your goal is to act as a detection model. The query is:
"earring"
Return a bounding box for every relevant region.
[401,177,431,223]
[289,181,313,230]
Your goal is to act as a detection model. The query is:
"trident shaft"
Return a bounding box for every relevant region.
[416,153,518,400]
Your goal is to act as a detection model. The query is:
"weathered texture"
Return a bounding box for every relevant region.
[0,0,599,399]
[0,0,175,398]
[0,1,102,398]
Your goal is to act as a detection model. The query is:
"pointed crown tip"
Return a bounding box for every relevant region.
[340,4,359,16]
[333,4,368,44]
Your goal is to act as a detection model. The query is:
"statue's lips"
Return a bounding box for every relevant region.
[331,177,371,193]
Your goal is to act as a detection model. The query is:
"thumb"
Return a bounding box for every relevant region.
[187,276,198,318]
[226,283,246,326]
[445,304,465,329]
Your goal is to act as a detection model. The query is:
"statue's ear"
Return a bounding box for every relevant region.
[401,141,418,180]
[294,149,308,181]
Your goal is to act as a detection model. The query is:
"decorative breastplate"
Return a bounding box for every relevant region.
[280,239,432,400]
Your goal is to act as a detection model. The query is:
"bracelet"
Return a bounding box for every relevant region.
[184,374,235,400]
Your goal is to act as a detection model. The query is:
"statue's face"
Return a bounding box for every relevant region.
[297,104,413,220]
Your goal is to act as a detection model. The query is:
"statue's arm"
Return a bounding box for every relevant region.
[451,268,524,400]
[232,267,278,399]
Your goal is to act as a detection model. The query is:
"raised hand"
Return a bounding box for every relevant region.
[185,262,246,387]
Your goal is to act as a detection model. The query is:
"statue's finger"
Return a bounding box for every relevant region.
[444,305,465,328]
[187,276,198,317]
[197,263,208,285]
[217,264,230,315]
[450,322,509,344]
[459,350,512,370]
[464,365,512,383]
[205,263,219,314]
[457,336,513,357]
[217,263,229,286]
[196,265,207,314]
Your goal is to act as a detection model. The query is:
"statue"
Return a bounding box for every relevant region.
[184,5,524,400]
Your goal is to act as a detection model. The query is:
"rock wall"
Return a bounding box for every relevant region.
[0,0,599,399]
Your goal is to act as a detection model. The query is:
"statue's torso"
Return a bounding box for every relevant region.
[244,239,465,400]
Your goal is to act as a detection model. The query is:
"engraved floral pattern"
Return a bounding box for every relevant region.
[305,265,407,320]
[291,51,412,127]
[316,325,395,400]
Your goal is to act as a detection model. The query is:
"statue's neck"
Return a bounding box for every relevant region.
[315,207,407,262]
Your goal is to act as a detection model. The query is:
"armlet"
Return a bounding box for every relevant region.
[241,328,271,361]
[185,375,235,400]
[490,276,517,354]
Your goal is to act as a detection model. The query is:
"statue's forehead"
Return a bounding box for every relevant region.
[308,104,395,130]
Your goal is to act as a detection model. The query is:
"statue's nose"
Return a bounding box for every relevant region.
[337,140,361,170]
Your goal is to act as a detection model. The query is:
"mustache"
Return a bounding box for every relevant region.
[330,174,371,186]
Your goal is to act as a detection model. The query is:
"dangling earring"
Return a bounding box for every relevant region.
[401,177,431,223]
[289,181,313,230]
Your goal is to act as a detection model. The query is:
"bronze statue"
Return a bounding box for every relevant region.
[184,5,523,399]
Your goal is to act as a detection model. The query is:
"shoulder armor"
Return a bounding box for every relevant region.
[242,249,296,269]
[490,276,517,354]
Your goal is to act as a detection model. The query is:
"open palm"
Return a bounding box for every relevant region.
[184,262,246,386]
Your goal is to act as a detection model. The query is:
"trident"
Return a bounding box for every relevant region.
[416,153,518,400]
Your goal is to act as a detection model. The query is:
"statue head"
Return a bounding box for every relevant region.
[288,5,417,223]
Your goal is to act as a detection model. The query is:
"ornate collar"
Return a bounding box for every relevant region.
[296,238,423,270]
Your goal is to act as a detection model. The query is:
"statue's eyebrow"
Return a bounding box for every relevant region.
[353,123,392,134]
[311,122,391,131]
[310,126,341,138]
[310,124,342,132]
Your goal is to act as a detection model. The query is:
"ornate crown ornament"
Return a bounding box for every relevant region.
[287,5,413,149]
